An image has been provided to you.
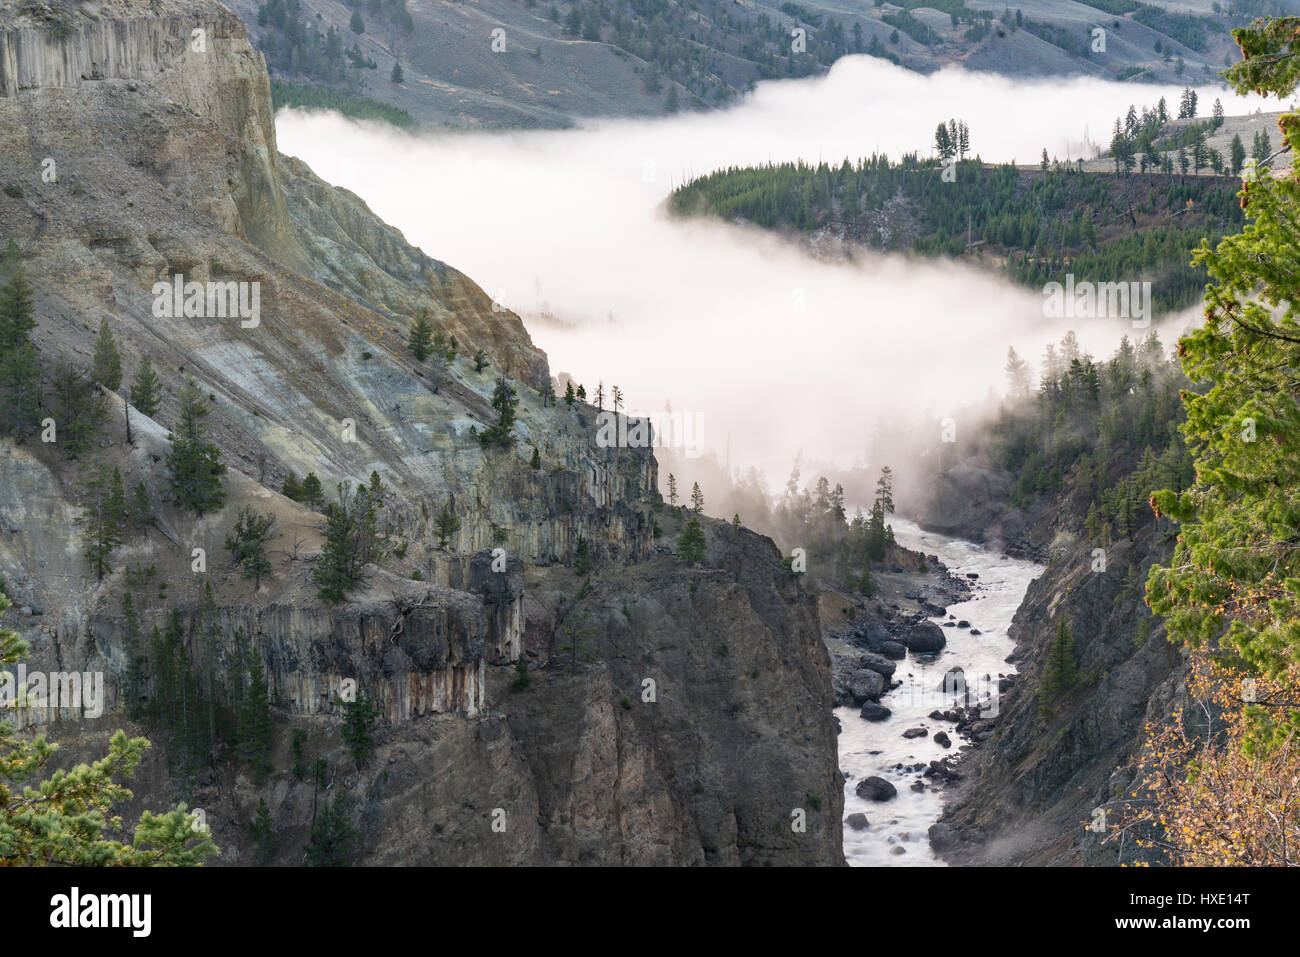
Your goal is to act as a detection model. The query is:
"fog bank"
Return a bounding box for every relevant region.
[276,55,1269,479]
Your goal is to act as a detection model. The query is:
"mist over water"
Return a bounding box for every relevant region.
[276,55,1270,481]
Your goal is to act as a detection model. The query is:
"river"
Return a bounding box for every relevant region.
[838,518,1042,866]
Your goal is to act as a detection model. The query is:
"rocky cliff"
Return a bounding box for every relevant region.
[0,0,841,865]
[933,525,1185,866]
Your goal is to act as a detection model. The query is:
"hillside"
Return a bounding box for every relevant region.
[214,0,1285,127]
[0,0,843,865]
[670,157,1244,315]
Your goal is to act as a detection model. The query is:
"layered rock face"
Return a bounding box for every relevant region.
[0,0,841,865]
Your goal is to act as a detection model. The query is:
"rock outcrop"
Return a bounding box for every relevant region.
[935,527,1184,865]
[0,0,842,866]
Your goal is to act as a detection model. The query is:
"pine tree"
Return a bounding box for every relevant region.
[305,792,358,866]
[1005,346,1030,396]
[479,375,518,448]
[690,481,704,513]
[530,444,541,469]
[127,355,162,419]
[91,318,122,390]
[575,384,586,402]
[238,648,272,781]
[574,535,592,575]
[340,693,380,768]
[1230,133,1246,175]
[1251,129,1272,165]
[1038,618,1078,715]
[667,473,678,507]
[0,262,35,349]
[564,381,575,405]
[312,509,350,605]
[251,797,276,865]
[858,567,875,597]
[676,517,706,565]
[390,60,404,83]
[875,466,895,514]
[0,268,40,437]
[934,122,953,161]
[49,362,107,457]
[350,10,364,32]
[281,470,302,501]
[193,583,222,760]
[312,482,377,602]
[121,591,146,720]
[166,377,226,514]
[83,468,127,581]
[407,309,434,362]
[434,500,460,549]
[473,348,488,372]
[225,506,276,588]
[300,472,325,508]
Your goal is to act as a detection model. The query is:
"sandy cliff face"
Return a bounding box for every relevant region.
[0,0,841,865]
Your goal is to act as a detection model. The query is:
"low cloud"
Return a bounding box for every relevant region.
[276,55,1268,479]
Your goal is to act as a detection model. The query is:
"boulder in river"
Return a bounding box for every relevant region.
[859,703,892,721]
[855,620,892,649]
[938,666,965,692]
[857,652,897,678]
[928,822,958,851]
[845,813,869,831]
[848,669,886,704]
[879,641,907,660]
[856,776,897,802]
[902,727,928,739]
[905,621,946,653]
[934,731,952,748]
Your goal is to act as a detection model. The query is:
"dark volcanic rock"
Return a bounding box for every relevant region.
[938,666,965,692]
[859,703,892,721]
[848,669,886,704]
[906,621,947,653]
[879,641,907,660]
[934,731,952,748]
[857,652,897,678]
[902,727,928,739]
[856,776,897,802]
[928,822,958,851]
[845,812,869,830]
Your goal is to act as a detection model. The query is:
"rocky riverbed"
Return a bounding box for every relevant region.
[823,519,1043,866]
